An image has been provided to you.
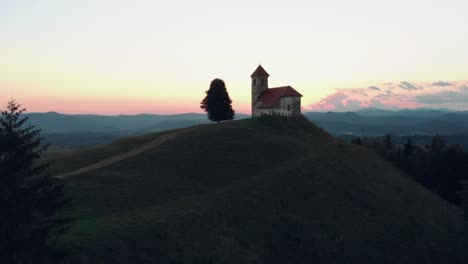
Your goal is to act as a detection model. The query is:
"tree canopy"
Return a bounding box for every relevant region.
[352,134,468,205]
[0,101,69,263]
[200,78,235,123]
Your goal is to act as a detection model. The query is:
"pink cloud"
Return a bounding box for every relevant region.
[307,80,468,111]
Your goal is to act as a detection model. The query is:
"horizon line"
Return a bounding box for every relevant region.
[22,107,468,116]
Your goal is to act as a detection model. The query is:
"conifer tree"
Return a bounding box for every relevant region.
[0,101,69,263]
[431,134,446,154]
[404,138,414,157]
[200,78,235,123]
[462,180,468,228]
[462,179,468,261]
[384,134,393,150]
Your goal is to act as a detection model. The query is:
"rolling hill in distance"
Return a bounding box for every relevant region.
[49,117,463,263]
[26,112,250,133]
[26,112,249,149]
[28,109,468,150]
[305,112,468,136]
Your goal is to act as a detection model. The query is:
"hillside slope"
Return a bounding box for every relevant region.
[53,117,463,263]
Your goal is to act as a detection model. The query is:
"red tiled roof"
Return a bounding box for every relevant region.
[250,65,270,77]
[257,86,302,108]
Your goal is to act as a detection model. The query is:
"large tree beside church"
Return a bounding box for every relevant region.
[0,101,69,263]
[200,78,235,123]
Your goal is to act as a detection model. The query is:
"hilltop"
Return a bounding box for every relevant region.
[50,117,463,263]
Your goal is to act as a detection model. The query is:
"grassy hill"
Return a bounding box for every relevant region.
[51,117,464,263]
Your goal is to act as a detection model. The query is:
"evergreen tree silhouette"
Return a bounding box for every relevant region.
[200,78,235,123]
[431,134,446,154]
[384,134,393,150]
[404,138,414,157]
[0,101,70,263]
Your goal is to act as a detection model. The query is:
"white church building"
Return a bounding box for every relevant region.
[251,65,302,117]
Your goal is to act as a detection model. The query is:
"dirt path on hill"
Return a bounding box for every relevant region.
[54,127,192,179]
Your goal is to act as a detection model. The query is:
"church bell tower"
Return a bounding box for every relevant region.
[251,65,269,117]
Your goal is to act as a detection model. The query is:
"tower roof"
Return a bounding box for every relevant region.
[250,65,270,78]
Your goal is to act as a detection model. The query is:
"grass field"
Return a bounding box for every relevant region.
[44,129,178,175]
[51,117,464,263]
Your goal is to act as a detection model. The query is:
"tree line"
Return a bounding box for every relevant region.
[353,133,468,255]
[352,134,468,205]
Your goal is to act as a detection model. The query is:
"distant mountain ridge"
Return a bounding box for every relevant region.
[26,112,249,149]
[26,109,468,149]
[26,112,250,134]
[28,108,467,134]
[304,109,468,136]
[354,107,457,117]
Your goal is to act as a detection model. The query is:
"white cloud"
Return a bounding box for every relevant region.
[432,81,453,87]
[399,81,422,91]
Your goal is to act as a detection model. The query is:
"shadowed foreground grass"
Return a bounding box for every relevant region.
[52,117,464,263]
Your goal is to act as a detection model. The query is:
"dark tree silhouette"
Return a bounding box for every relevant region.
[464,181,468,225]
[353,134,468,205]
[200,78,235,123]
[431,134,446,154]
[403,138,414,157]
[351,137,362,145]
[384,134,393,150]
[0,101,69,263]
[462,179,468,262]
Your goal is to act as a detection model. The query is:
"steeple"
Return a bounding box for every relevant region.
[250,65,270,78]
[251,65,270,117]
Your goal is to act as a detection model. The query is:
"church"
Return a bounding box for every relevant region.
[251,65,303,117]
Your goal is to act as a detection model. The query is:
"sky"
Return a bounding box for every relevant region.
[1,0,468,114]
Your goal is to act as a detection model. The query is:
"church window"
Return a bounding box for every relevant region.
[252,79,256,85]
[260,79,265,85]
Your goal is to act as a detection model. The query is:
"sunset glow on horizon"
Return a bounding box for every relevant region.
[2,0,468,114]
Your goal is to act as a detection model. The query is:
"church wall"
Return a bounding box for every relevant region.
[255,97,301,117]
[258,109,273,116]
[290,97,302,116]
[252,101,264,117]
[273,97,301,116]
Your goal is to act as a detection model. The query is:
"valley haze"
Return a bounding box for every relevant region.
[29,108,468,150]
